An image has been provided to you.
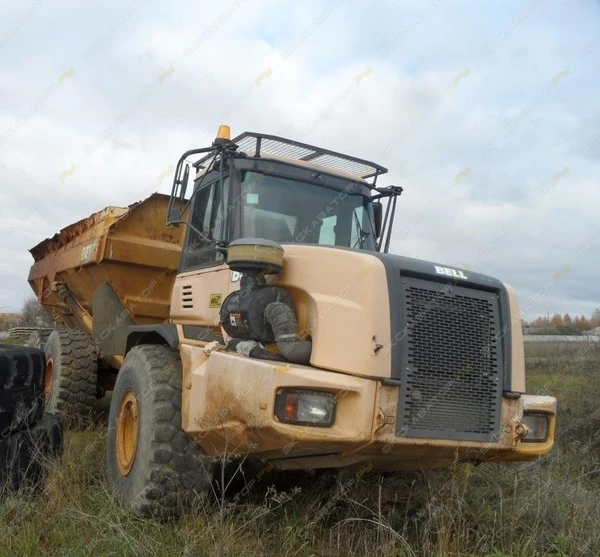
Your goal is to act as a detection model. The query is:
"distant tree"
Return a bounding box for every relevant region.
[563,313,572,326]
[580,316,591,332]
[591,308,600,328]
[550,313,563,327]
[0,313,21,332]
[20,298,53,328]
[530,317,546,328]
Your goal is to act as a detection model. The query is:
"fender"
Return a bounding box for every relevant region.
[125,324,180,354]
[125,324,223,354]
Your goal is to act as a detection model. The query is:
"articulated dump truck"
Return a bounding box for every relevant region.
[28,125,556,517]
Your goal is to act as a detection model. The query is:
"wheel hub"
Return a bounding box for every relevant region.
[116,389,139,476]
[44,356,54,403]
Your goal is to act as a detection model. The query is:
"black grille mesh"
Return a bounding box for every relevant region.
[399,279,502,441]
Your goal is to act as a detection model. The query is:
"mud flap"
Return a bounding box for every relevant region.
[92,282,136,356]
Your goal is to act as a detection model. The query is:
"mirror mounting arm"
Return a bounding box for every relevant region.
[373,185,403,253]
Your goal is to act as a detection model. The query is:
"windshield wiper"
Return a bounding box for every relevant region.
[352,210,370,249]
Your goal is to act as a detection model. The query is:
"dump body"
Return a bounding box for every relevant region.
[28,194,184,368]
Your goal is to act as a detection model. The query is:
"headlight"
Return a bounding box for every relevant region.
[275,389,336,427]
[521,412,550,442]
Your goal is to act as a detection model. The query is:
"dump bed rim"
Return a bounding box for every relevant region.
[29,193,170,262]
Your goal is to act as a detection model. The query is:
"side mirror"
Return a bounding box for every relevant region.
[180,164,190,200]
[373,202,383,238]
[167,163,191,227]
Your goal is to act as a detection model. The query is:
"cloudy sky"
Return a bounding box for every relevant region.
[0,0,598,318]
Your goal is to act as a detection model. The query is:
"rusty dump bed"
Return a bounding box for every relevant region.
[28,194,184,364]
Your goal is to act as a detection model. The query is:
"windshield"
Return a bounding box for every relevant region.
[240,171,376,250]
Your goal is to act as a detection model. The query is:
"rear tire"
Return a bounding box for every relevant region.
[44,328,97,427]
[106,345,213,518]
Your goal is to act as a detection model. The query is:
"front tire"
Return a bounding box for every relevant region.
[106,345,213,518]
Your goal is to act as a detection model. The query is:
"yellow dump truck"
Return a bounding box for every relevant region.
[28,126,557,517]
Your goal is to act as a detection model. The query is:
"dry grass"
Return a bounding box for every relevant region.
[1,343,599,556]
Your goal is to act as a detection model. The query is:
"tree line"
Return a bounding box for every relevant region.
[0,298,53,332]
[524,308,600,335]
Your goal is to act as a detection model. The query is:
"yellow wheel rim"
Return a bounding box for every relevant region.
[116,389,139,476]
[44,357,54,403]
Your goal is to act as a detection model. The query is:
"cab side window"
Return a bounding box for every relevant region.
[181,177,229,270]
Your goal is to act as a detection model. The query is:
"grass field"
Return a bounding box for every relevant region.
[1,343,599,557]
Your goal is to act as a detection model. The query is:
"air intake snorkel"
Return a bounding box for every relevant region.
[219,238,312,365]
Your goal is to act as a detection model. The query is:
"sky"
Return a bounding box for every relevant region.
[0,0,599,318]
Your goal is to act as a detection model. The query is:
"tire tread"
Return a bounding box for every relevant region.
[0,345,45,438]
[108,345,211,518]
[44,328,97,423]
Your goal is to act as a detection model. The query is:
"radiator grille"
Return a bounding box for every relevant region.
[399,278,502,442]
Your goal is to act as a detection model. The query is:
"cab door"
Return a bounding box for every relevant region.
[170,175,233,328]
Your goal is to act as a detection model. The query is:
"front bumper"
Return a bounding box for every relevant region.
[182,349,556,471]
